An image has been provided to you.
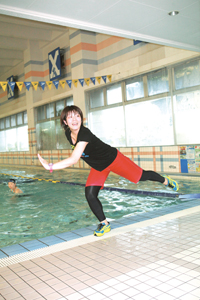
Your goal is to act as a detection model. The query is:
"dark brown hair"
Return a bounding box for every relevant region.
[60,105,83,130]
[9,179,16,184]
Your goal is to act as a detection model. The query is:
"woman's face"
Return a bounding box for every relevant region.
[65,110,82,131]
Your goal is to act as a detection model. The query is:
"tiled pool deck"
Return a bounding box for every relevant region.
[1,196,200,300]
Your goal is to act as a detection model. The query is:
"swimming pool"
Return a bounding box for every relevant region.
[0,165,199,248]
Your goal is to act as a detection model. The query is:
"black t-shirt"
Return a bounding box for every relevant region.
[65,126,117,171]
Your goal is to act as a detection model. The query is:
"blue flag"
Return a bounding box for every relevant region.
[39,81,46,90]
[8,81,16,92]
[79,79,84,87]
[66,80,72,88]
[53,80,59,89]
[90,77,95,85]
[102,76,107,83]
[24,82,31,91]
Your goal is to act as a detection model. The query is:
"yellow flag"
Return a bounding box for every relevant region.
[16,82,24,91]
[32,82,39,91]
[73,79,78,88]
[107,75,112,82]
[85,78,90,86]
[96,76,101,84]
[46,81,52,90]
[0,82,7,91]
[59,80,66,89]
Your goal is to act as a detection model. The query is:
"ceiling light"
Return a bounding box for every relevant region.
[168,11,179,16]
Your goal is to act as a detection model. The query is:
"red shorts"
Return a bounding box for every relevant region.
[86,150,143,189]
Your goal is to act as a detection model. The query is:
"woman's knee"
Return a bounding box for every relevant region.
[85,186,101,202]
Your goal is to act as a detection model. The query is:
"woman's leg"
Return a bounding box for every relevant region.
[85,186,106,222]
[139,170,165,183]
[85,185,111,236]
[110,151,179,191]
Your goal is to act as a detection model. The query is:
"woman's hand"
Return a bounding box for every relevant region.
[38,154,50,170]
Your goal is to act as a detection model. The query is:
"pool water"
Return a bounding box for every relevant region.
[0,165,199,248]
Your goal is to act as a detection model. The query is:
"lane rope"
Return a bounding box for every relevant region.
[1,172,200,199]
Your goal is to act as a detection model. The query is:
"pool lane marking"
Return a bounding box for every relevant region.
[1,172,200,199]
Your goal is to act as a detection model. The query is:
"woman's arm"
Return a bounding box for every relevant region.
[38,141,88,171]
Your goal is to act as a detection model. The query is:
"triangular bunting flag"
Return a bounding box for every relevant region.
[107,75,112,82]
[90,77,95,85]
[102,76,107,83]
[1,82,7,91]
[39,81,46,91]
[73,79,78,88]
[53,80,59,89]
[16,82,24,91]
[96,76,101,84]
[85,78,90,86]
[79,79,84,87]
[24,82,31,91]
[66,80,72,88]
[32,82,39,91]
[60,80,66,89]
[8,82,16,92]
[46,81,53,90]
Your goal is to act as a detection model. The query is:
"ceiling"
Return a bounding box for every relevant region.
[0,0,200,78]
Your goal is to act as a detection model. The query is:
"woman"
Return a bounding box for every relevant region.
[38,105,179,237]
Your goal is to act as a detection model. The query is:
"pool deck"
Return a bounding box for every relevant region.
[1,198,200,300]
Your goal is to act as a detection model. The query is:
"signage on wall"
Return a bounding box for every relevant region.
[7,75,15,100]
[48,47,61,81]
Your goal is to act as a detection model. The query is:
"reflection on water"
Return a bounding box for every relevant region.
[0,165,199,247]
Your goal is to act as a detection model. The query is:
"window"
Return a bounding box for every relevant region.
[36,97,73,150]
[17,113,23,125]
[90,89,104,108]
[125,98,174,146]
[56,100,65,116]
[0,119,4,129]
[0,111,28,152]
[89,106,125,147]
[86,58,200,147]
[106,83,122,105]
[174,91,200,144]
[126,76,144,100]
[174,60,200,90]
[147,68,169,96]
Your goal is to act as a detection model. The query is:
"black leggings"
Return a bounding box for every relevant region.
[85,170,165,222]
[140,170,165,183]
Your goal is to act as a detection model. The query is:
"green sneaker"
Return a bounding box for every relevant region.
[164,175,179,192]
[94,222,111,237]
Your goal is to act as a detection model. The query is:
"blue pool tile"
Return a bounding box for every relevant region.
[114,218,136,225]
[20,240,47,251]
[111,222,127,229]
[86,224,97,231]
[0,250,8,259]
[71,228,93,237]
[55,232,81,241]
[0,244,28,256]
[38,235,65,246]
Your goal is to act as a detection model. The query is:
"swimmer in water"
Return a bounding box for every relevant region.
[8,179,23,194]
